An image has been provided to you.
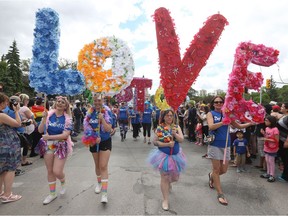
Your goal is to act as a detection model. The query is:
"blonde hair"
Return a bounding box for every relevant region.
[53,96,71,116]
[19,93,29,103]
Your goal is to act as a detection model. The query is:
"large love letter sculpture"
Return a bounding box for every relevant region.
[29,8,85,95]
[78,36,134,96]
[115,86,133,103]
[222,42,279,124]
[154,7,228,110]
[130,77,152,112]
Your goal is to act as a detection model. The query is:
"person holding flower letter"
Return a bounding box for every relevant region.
[37,96,73,205]
[149,109,186,211]
[82,93,113,204]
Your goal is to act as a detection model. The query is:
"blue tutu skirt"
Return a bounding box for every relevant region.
[148,147,186,174]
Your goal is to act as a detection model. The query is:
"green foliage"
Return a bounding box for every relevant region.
[6,40,23,93]
[0,60,14,96]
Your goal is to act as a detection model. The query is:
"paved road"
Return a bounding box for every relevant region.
[1,129,288,215]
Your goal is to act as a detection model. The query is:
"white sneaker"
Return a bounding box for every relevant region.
[101,193,108,203]
[95,183,101,194]
[43,194,57,205]
[60,186,66,195]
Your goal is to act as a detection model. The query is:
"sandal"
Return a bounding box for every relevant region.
[208,172,214,189]
[21,161,33,166]
[0,191,3,199]
[217,194,228,206]
[1,193,22,203]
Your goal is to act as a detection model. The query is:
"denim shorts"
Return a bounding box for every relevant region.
[207,145,231,161]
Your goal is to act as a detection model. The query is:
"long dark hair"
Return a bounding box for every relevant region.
[265,115,277,128]
[210,95,224,111]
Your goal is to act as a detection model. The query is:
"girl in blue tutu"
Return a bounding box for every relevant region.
[149,109,186,211]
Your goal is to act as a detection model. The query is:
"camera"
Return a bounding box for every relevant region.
[21,120,32,126]
[9,99,18,110]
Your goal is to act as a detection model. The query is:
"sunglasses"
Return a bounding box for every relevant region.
[214,101,224,104]
[56,100,66,104]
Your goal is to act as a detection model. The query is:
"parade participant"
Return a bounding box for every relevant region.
[0,93,22,203]
[260,115,279,182]
[118,102,129,142]
[149,109,186,211]
[37,96,73,205]
[207,96,252,206]
[83,93,113,203]
[141,101,154,144]
[73,100,83,134]
[152,105,161,132]
[130,106,141,141]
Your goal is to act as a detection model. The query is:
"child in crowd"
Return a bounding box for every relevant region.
[260,115,279,182]
[233,130,250,173]
[195,118,203,146]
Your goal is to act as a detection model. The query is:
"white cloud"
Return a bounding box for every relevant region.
[1,0,288,97]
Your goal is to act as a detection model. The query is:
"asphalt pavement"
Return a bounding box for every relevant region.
[1,128,288,215]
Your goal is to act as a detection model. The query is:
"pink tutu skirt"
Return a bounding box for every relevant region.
[35,138,68,159]
[148,148,186,174]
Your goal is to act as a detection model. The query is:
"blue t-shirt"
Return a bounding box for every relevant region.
[142,108,153,124]
[233,138,248,154]
[210,110,230,148]
[119,106,128,120]
[89,108,113,141]
[153,106,161,119]
[47,113,72,135]
[3,106,25,133]
[130,110,140,124]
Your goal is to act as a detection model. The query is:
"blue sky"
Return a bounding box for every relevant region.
[1,0,288,96]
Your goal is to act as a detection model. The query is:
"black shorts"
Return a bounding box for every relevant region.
[89,138,112,153]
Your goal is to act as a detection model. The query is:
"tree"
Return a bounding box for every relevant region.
[0,57,14,95]
[5,40,23,93]
[277,85,288,102]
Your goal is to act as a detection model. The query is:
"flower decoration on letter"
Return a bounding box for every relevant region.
[222,42,279,124]
[130,77,152,112]
[115,86,133,103]
[155,86,170,110]
[154,7,228,110]
[78,36,134,96]
[29,8,85,95]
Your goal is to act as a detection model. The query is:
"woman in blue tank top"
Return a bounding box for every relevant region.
[148,109,186,211]
[207,96,253,206]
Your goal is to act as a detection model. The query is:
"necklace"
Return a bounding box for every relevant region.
[156,123,174,143]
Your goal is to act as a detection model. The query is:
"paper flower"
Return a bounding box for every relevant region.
[29,8,85,95]
[78,36,134,96]
[222,42,279,124]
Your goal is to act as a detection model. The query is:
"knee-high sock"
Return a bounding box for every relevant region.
[101,179,108,193]
[49,181,56,195]
[97,176,101,184]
